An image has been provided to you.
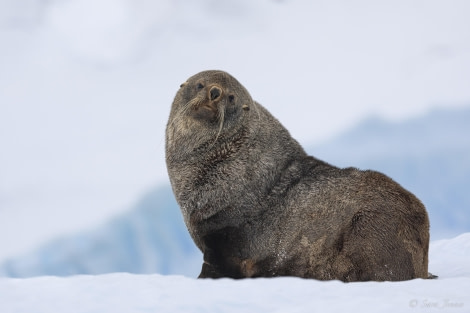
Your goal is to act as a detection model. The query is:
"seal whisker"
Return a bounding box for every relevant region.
[186,95,205,110]
[167,95,203,132]
[207,103,225,149]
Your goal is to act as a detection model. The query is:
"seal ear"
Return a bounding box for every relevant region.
[180,82,188,88]
[242,103,250,111]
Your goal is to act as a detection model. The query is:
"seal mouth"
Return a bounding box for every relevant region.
[198,103,218,113]
[192,102,219,122]
[188,85,224,122]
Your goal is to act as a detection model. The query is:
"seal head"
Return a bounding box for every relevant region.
[166,70,252,159]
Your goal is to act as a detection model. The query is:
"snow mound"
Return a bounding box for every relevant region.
[429,233,470,278]
[0,233,468,313]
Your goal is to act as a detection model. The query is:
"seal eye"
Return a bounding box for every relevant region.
[228,95,235,103]
[197,83,204,90]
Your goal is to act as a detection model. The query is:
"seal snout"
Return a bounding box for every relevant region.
[209,85,223,101]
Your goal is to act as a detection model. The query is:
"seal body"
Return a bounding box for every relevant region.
[165,70,430,281]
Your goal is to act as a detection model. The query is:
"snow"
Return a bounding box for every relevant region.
[1,233,469,313]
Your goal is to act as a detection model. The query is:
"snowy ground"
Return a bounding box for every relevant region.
[1,233,469,313]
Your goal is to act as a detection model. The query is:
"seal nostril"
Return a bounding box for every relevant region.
[210,86,221,101]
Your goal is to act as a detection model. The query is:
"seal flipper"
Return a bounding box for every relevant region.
[199,261,224,279]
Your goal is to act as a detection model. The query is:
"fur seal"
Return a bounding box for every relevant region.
[165,70,431,281]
